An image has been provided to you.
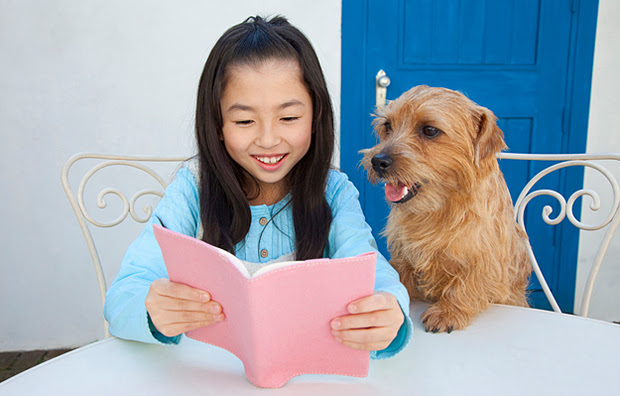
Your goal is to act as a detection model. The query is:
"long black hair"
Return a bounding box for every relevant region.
[195,15,334,260]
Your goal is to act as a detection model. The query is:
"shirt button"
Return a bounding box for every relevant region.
[259,217,268,226]
[260,249,268,258]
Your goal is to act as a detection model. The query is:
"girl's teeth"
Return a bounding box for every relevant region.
[256,155,283,164]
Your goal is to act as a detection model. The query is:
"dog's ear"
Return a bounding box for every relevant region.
[371,107,390,137]
[474,107,507,165]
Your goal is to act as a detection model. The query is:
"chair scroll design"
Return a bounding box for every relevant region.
[497,153,620,317]
[61,153,189,336]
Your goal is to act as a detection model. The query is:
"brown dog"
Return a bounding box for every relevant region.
[361,85,531,333]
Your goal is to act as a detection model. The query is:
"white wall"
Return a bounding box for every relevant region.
[0,0,341,351]
[575,0,620,322]
[1,0,618,352]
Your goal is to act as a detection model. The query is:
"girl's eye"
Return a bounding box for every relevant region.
[235,120,253,125]
[281,116,299,122]
[422,125,442,139]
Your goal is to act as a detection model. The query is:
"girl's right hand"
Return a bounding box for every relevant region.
[145,278,225,338]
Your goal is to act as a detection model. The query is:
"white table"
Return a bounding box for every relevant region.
[2,302,619,395]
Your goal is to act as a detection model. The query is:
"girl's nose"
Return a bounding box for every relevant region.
[255,123,281,148]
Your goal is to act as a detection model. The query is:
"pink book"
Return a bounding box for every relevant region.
[152,224,376,388]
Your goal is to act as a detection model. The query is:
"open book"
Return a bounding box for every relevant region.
[152,224,376,388]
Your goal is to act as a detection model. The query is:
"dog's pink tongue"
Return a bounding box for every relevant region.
[385,183,407,202]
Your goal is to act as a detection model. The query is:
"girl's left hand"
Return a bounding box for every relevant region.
[330,292,404,351]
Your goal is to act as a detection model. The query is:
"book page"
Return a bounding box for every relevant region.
[250,253,303,277]
[208,243,300,278]
[211,246,252,278]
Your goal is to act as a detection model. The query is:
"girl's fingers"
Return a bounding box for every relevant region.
[146,279,226,338]
[332,326,388,342]
[330,292,404,351]
[337,339,390,352]
[335,292,403,329]
[151,278,211,303]
[164,307,224,324]
[156,298,222,315]
[150,308,226,337]
[148,299,224,325]
[147,278,221,315]
[331,327,394,351]
[157,316,224,338]
[346,292,393,314]
[331,310,390,331]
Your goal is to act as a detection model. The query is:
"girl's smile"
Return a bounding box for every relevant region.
[220,59,313,205]
[253,154,288,169]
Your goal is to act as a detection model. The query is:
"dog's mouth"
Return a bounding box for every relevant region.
[385,182,421,204]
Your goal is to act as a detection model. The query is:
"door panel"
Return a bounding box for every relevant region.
[341,0,598,312]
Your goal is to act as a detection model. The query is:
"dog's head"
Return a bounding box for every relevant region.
[361,85,506,213]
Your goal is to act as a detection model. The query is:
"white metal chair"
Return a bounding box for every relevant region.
[497,153,620,318]
[61,153,189,336]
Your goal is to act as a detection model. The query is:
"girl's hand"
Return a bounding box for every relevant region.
[330,292,404,351]
[145,278,225,338]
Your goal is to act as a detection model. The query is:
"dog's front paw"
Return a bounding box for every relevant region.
[421,304,471,334]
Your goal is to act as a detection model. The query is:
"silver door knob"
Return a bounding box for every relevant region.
[376,70,390,107]
[378,75,391,88]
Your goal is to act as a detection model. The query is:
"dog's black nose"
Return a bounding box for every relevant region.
[371,153,393,175]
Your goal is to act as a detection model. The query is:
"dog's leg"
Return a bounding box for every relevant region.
[421,300,480,333]
[504,292,529,308]
[420,274,489,333]
[390,258,424,301]
[504,264,531,308]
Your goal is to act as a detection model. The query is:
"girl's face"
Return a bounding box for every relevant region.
[220,58,313,205]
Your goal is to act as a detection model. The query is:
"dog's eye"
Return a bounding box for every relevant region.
[422,126,441,139]
[384,122,392,135]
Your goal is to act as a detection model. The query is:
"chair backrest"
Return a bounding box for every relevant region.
[497,153,620,318]
[61,153,189,336]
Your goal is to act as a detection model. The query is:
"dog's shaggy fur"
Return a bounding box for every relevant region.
[362,85,531,333]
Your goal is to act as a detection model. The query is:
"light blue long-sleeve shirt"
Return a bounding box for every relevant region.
[104,166,412,359]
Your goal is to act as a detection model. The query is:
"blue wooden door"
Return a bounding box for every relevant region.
[341,0,598,312]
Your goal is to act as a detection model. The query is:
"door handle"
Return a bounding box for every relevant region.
[376,69,391,107]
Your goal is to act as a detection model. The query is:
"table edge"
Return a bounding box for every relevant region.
[0,337,118,388]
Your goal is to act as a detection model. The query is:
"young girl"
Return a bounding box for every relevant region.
[104,15,412,359]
